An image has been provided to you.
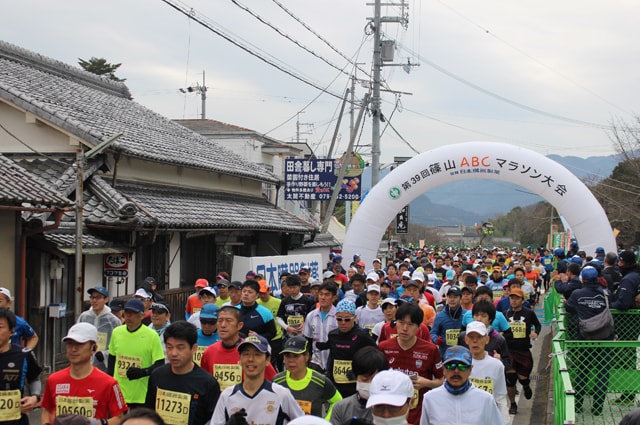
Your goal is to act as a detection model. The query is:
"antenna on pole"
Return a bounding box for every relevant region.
[179,70,208,119]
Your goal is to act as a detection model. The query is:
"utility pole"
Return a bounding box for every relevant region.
[200,71,206,119]
[179,70,207,119]
[371,0,382,188]
[345,75,357,228]
[295,113,313,144]
[367,0,410,188]
[75,133,122,316]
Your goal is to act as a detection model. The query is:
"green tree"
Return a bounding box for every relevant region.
[78,57,126,82]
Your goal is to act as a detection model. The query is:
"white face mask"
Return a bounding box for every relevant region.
[372,414,407,425]
[356,381,370,399]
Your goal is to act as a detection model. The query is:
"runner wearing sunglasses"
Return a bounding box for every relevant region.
[421,346,504,425]
[315,299,376,398]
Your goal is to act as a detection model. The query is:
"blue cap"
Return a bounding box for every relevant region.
[595,247,605,254]
[200,303,219,319]
[87,286,109,298]
[443,345,473,366]
[554,248,565,257]
[446,269,456,280]
[123,298,145,313]
[238,334,270,354]
[353,253,361,260]
[569,255,583,264]
[336,299,356,315]
[581,266,598,281]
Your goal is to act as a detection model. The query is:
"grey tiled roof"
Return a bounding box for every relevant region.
[113,181,316,233]
[0,154,71,207]
[42,232,133,254]
[304,232,340,248]
[175,119,300,151]
[0,40,280,184]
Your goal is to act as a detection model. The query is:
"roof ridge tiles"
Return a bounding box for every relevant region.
[0,39,132,99]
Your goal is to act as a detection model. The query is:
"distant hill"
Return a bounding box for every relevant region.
[360,153,620,226]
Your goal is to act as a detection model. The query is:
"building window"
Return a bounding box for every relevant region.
[257,163,275,203]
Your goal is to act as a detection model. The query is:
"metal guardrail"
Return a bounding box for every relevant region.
[549,290,640,425]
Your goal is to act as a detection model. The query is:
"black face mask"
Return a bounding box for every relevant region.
[380,291,389,298]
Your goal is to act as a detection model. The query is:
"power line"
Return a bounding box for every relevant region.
[270,0,373,80]
[230,0,351,77]
[0,122,72,167]
[159,0,345,101]
[263,36,372,138]
[434,0,632,116]
[396,42,612,130]
[384,118,420,155]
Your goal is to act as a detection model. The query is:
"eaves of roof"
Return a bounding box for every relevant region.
[0,153,72,208]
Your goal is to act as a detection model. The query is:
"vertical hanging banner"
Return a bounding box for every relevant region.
[284,154,364,201]
[396,205,409,234]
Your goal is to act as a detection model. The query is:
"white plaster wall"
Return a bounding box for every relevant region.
[82,254,104,300]
[0,102,79,152]
[113,156,263,196]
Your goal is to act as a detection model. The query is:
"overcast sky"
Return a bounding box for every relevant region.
[3,0,639,166]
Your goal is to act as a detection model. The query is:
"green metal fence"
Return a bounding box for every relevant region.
[549,290,640,425]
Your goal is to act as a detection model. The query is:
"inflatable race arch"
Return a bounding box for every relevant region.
[342,142,615,262]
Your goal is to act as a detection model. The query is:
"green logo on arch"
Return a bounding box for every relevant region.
[389,187,401,200]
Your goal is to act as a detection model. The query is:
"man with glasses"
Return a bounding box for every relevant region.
[188,287,218,329]
[298,266,313,295]
[77,286,122,372]
[149,302,171,361]
[421,346,504,425]
[196,304,220,348]
[379,303,443,425]
[133,287,154,326]
[316,299,376,398]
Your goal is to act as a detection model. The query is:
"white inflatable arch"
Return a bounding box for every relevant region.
[342,141,615,262]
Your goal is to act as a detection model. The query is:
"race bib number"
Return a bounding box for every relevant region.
[193,346,206,366]
[56,396,94,417]
[117,354,142,378]
[296,400,312,414]
[333,359,354,384]
[213,364,242,390]
[446,329,460,346]
[156,389,190,425]
[287,316,304,327]
[96,332,108,352]
[0,390,21,421]
[470,377,494,394]
[493,290,503,300]
[511,322,527,339]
